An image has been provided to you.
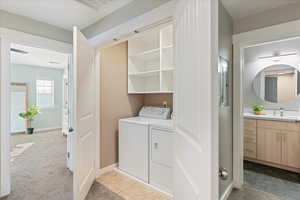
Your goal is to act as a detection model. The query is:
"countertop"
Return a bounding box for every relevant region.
[244,112,300,122]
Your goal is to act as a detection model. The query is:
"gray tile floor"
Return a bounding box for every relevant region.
[244,161,300,200]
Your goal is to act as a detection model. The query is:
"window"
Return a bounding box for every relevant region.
[36,80,54,108]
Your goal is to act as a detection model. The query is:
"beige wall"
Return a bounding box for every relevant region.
[234,2,300,34]
[144,93,173,108]
[100,42,144,168]
[100,41,173,168]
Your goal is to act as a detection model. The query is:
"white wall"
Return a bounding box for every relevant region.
[0,10,72,43]
[10,64,64,130]
[83,0,172,38]
[243,55,300,111]
[233,2,300,34]
[219,2,233,197]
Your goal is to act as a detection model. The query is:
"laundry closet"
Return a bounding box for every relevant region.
[99,22,174,195]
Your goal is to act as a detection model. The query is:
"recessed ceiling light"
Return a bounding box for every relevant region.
[49,61,60,65]
[10,48,28,54]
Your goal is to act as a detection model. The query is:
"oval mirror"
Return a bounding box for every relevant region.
[253,64,300,103]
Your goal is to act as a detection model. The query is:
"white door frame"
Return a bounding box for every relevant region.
[0,28,101,197]
[232,19,300,188]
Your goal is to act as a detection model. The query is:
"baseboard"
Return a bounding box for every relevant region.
[220,182,233,200]
[35,127,62,133]
[96,163,118,178]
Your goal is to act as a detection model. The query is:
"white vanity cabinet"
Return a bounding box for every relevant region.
[149,126,174,193]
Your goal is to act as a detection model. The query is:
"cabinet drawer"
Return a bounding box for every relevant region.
[244,119,256,131]
[151,128,174,168]
[244,142,256,158]
[257,120,300,131]
[244,134,256,143]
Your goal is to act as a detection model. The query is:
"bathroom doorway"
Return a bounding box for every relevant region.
[233,33,300,200]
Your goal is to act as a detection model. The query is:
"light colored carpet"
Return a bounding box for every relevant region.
[8,130,73,200]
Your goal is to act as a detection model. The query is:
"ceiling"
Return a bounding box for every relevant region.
[221,0,300,20]
[0,0,134,30]
[10,44,69,69]
[244,37,300,62]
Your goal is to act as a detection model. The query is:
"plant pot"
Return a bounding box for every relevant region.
[254,110,264,115]
[27,128,34,134]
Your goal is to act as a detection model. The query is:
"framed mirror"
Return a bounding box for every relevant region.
[253,64,300,103]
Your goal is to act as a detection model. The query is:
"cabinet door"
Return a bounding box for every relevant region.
[282,130,300,168]
[257,128,282,164]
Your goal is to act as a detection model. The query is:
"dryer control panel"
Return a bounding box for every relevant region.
[139,106,171,119]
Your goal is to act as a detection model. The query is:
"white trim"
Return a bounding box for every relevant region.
[232,19,300,189]
[0,28,72,197]
[89,1,175,48]
[115,168,173,197]
[95,51,101,172]
[220,183,233,200]
[96,163,118,178]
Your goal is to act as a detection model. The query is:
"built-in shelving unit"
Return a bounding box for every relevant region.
[128,24,174,94]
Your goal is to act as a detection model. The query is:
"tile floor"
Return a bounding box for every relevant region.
[94,170,171,200]
[243,161,300,200]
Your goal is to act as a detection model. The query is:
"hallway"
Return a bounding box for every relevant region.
[7,130,72,200]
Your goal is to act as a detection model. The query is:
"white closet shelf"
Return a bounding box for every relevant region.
[162,68,174,72]
[130,48,160,58]
[128,91,163,94]
[162,45,173,49]
[129,70,160,77]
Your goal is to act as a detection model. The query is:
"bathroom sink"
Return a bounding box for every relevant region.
[244,113,299,122]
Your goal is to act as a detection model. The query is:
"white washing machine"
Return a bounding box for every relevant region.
[118,106,173,183]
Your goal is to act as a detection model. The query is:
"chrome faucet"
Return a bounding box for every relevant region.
[279,107,284,117]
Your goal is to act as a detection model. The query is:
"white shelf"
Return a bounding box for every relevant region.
[128,24,174,94]
[129,70,160,77]
[162,45,173,49]
[161,68,174,72]
[130,48,160,57]
[128,91,162,94]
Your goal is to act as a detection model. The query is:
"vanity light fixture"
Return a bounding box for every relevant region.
[49,61,60,65]
[258,52,297,62]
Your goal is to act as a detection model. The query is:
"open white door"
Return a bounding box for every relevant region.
[173,0,219,200]
[73,27,96,200]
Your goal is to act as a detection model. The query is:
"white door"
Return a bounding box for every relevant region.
[73,27,96,200]
[173,0,219,200]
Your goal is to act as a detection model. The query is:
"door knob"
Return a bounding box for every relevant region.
[219,167,229,180]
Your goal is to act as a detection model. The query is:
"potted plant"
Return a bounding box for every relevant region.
[19,105,40,134]
[252,104,265,115]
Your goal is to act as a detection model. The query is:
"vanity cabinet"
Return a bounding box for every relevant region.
[244,118,300,172]
[282,130,300,168]
[257,128,282,164]
[244,119,257,159]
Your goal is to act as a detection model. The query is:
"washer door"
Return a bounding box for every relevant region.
[119,121,149,182]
